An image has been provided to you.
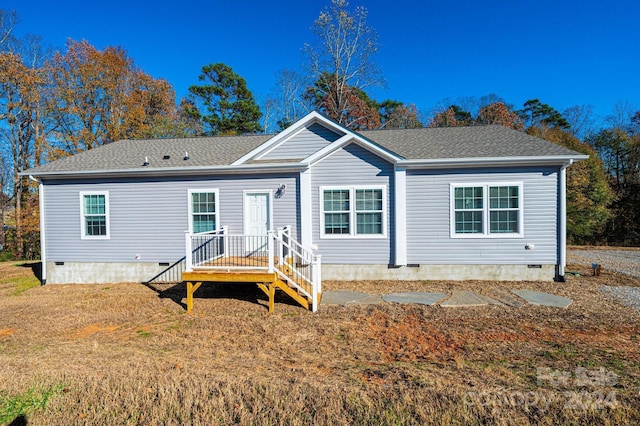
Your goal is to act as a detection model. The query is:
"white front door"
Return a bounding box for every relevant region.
[244,191,271,252]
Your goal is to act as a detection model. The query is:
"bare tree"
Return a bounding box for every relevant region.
[563,104,597,140]
[0,152,8,251]
[606,100,637,130]
[265,69,312,131]
[0,10,18,52]
[304,0,384,125]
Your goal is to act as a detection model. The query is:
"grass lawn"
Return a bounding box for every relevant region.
[0,260,638,425]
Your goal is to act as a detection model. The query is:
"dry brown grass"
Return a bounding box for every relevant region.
[0,260,639,424]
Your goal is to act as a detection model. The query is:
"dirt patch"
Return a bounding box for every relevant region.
[68,324,120,339]
[366,310,464,361]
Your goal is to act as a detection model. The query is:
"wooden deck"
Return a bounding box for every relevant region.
[182,269,277,283]
[182,257,316,313]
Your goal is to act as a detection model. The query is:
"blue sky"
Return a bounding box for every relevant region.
[6,0,640,122]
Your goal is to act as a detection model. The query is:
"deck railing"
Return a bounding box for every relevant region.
[185,225,322,312]
[277,226,322,312]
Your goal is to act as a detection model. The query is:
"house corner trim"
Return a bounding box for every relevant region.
[394,167,407,266]
[300,168,313,250]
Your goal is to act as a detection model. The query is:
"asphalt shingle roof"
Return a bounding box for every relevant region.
[359,125,579,159]
[26,125,582,175]
[28,134,272,174]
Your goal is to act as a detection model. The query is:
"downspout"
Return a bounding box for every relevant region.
[557,161,572,281]
[29,175,46,284]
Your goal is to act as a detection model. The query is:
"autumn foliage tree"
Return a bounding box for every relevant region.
[0,51,46,258]
[306,72,380,129]
[477,102,524,130]
[47,40,178,157]
[588,124,640,244]
[528,127,613,243]
[429,102,523,130]
[304,0,383,127]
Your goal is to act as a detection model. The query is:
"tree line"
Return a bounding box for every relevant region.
[0,1,638,260]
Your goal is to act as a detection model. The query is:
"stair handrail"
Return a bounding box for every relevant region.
[274,226,321,312]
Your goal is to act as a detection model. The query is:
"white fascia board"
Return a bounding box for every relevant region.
[232,111,334,165]
[304,133,403,167]
[399,154,589,169]
[23,162,307,180]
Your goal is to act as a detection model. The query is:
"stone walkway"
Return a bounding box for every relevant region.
[321,288,573,308]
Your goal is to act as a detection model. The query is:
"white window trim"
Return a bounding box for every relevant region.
[319,185,388,239]
[187,189,220,234]
[79,191,110,240]
[449,182,524,239]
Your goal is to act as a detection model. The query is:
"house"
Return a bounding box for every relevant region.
[24,111,587,304]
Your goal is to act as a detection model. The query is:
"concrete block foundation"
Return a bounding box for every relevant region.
[45,262,557,284]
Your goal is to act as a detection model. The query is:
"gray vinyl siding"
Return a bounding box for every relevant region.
[311,143,394,264]
[406,167,559,265]
[43,174,299,263]
[260,123,341,160]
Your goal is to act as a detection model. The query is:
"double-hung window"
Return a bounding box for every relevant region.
[189,190,218,233]
[320,186,386,238]
[450,183,523,238]
[80,191,109,239]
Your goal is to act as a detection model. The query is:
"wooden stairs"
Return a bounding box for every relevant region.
[182,257,320,313]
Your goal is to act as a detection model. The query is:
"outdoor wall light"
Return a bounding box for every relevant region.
[275,184,286,198]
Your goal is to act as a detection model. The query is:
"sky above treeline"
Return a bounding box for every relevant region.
[6,0,640,123]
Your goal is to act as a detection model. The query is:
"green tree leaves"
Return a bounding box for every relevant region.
[187,63,261,136]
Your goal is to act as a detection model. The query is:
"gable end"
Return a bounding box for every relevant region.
[257,122,343,161]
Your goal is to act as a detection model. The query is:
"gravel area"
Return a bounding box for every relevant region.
[599,286,640,313]
[568,248,640,278]
[569,248,640,313]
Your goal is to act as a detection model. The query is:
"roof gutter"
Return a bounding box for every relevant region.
[398,154,589,169]
[22,154,589,179]
[20,162,308,180]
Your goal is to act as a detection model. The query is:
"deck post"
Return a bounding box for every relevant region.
[277,227,284,267]
[222,226,229,257]
[186,281,202,313]
[185,231,192,271]
[267,230,275,273]
[284,225,291,259]
[312,255,322,312]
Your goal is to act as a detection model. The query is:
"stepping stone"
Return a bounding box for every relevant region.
[511,289,573,308]
[484,288,526,308]
[321,290,372,306]
[382,292,448,306]
[346,294,384,305]
[439,290,502,307]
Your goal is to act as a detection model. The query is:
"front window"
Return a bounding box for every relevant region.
[323,189,350,235]
[356,189,383,234]
[451,183,523,238]
[489,186,520,233]
[190,190,218,233]
[80,192,109,239]
[453,186,483,234]
[321,186,386,238]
